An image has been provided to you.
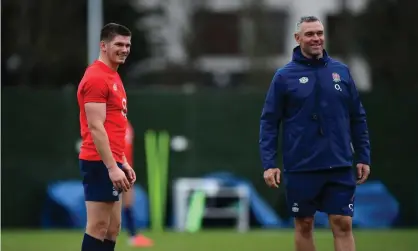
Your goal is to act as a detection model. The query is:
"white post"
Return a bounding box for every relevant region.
[87,0,103,64]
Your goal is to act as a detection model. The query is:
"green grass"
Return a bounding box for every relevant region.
[2,229,418,251]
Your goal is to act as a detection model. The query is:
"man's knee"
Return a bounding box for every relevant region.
[105,222,121,240]
[106,201,122,240]
[295,217,314,237]
[86,219,110,239]
[329,215,353,237]
[85,201,114,239]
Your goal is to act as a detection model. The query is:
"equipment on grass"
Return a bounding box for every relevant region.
[185,190,206,232]
[145,130,170,232]
[173,178,250,232]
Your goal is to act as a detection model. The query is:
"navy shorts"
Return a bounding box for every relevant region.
[283,167,356,218]
[79,160,123,202]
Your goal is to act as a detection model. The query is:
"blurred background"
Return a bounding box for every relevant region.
[2,0,418,250]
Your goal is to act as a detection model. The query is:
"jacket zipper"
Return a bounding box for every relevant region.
[313,66,324,136]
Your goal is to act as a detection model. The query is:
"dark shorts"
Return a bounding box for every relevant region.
[79,160,123,202]
[283,167,356,218]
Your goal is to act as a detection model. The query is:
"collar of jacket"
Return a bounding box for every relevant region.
[292,45,329,67]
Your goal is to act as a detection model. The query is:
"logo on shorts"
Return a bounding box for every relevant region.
[299,77,309,84]
[112,187,119,196]
[292,203,299,213]
[348,203,354,212]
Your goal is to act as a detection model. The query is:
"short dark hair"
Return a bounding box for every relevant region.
[296,16,321,32]
[100,23,131,42]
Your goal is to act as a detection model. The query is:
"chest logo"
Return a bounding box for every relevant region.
[113,83,117,91]
[299,77,309,84]
[121,98,127,118]
[332,72,341,83]
[334,84,342,92]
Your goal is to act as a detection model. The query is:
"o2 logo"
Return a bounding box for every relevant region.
[121,98,128,118]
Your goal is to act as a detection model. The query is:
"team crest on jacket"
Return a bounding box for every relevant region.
[332,73,341,82]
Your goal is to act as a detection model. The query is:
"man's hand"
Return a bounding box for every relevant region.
[264,168,281,188]
[122,163,136,185]
[108,166,131,192]
[356,163,371,184]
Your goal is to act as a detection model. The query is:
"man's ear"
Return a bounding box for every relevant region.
[100,41,107,52]
[294,33,300,45]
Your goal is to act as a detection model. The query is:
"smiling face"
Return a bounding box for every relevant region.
[101,35,131,66]
[294,20,325,59]
[98,23,132,69]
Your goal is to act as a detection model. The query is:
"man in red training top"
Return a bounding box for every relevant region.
[122,121,154,247]
[77,23,136,251]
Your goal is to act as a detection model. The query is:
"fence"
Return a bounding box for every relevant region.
[2,86,418,227]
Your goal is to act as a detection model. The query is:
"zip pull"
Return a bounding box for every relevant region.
[319,127,324,136]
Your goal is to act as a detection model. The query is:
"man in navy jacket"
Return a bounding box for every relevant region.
[259,16,371,251]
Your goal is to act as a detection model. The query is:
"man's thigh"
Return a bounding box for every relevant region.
[80,160,122,202]
[283,171,326,218]
[86,201,114,225]
[320,167,356,216]
[108,200,122,231]
[122,189,134,207]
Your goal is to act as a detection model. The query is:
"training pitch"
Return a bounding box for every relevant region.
[2,229,417,251]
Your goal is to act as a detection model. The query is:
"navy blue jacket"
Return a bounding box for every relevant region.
[259,46,371,172]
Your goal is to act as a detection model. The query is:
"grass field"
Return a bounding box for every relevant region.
[2,229,417,251]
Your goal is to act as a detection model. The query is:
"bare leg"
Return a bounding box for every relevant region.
[294,217,316,251]
[329,215,355,251]
[85,201,114,240]
[122,189,134,207]
[105,200,122,241]
[102,200,122,251]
